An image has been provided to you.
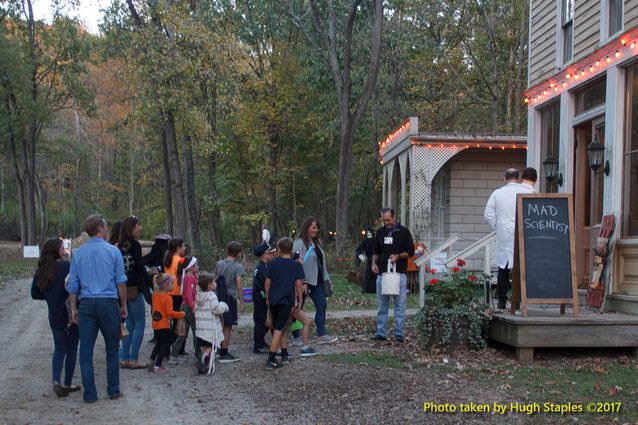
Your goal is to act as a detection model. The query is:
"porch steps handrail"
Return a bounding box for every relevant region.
[444,231,496,274]
[414,234,459,268]
[416,234,459,307]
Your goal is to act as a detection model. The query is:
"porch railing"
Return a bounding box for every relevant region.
[416,232,496,308]
[415,234,459,308]
[445,231,496,274]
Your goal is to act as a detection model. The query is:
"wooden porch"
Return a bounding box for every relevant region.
[490,307,638,364]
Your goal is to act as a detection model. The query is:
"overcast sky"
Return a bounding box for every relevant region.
[31,0,109,34]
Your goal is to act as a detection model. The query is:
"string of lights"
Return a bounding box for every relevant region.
[524,28,638,106]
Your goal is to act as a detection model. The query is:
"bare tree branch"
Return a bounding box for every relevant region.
[126,0,144,28]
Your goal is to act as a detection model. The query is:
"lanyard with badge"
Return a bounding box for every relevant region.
[384,224,398,245]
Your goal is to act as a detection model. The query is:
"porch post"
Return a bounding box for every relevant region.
[399,152,408,225]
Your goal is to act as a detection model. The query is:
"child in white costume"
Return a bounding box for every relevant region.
[195,273,228,375]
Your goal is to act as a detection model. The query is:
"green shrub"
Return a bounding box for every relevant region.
[416,259,491,350]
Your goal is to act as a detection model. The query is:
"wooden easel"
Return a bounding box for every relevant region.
[511,194,579,317]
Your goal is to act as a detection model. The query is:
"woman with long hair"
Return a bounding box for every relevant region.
[292,217,338,345]
[108,221,123,246]
[118,216,153,369]
[31,238,81,397]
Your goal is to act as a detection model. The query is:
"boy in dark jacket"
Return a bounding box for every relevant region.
[264,238,305,369]
[252,242,276,354]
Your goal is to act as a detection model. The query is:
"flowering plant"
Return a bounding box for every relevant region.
[416,259,491,350]
[427,259,486,309]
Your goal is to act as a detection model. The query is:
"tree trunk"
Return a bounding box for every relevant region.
[203,79,220,246]
[335,118,354,246]
[8,130,27,244]
[183,135,201,252]
[306,0,383,249]
[513,0,528,134]
[160,119,174,236]
[35,175,47,243]
[128,140,135,215]
[163,111,187,239]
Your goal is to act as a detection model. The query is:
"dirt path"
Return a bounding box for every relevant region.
[1,277,518,425]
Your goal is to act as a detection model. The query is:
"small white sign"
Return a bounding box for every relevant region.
[430,252,448,273]
[23,245,40,258]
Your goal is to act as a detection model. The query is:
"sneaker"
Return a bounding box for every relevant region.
[253,347,269,355]
[317,335,338,344]
[218,353,240,363]
[153,366,167,374]
[292,337,303,347]
[197,353,209,374]
[146,361,155,372]
[370,334,387,341]
[395,336,404,343]
[299,347,320,357]
[168,358,179,365]
[265,359,282,370]
[280,355,291,364]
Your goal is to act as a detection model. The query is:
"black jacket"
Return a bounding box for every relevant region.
[31,261,71,330]
[121,239,153,304]
[373,223,415,274]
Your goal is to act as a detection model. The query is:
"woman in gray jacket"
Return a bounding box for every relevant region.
[292,216,338,344]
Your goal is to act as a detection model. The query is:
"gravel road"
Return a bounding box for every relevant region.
[1,277,516,425]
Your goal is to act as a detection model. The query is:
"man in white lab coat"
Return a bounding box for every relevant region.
[484,169,535,309]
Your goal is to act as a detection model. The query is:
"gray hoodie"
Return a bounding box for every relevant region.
[292,238,330,286]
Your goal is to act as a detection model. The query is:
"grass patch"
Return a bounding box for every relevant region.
[323,351,408,368]
[240,273,420,313]
[0,259,37,285]
[426,360,638,423]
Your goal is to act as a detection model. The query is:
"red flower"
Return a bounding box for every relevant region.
[451,267,461,273]
[429,268,436,274]
[429,278,439,286]
[457,258,466,267]
[468,274,478,282]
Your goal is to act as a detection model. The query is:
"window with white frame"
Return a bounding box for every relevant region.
[540,101,561,193]
[562,0,574,65]
[608,0,622,37]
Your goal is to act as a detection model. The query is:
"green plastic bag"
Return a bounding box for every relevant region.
[290,319,303,332]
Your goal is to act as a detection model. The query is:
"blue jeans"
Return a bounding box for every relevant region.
[78,298,121,402]
[51,326,79,386]
[120,293,146,361]
[308,281,328,337]
[375,274,407,338]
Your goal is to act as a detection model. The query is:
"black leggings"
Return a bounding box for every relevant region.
[150,329,172,367]
[253,290,268,349]
[497,266,511,305]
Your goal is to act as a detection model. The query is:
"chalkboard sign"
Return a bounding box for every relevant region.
[513,194,579,317]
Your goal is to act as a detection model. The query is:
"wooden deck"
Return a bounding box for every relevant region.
[490,307,638,363]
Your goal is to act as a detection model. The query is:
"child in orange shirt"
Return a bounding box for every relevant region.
[148,273,185,373]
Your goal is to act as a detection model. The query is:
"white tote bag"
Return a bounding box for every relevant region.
[381,260,401,295]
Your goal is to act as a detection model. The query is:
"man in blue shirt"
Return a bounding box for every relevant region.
[68,214,128,403]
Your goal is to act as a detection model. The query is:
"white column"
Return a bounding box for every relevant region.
[382,164,387,209]
[399,152,407,225]
[604,65,624,215]
[386,159,395,208]
[526,105,539,168]
[560,92,576,193]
